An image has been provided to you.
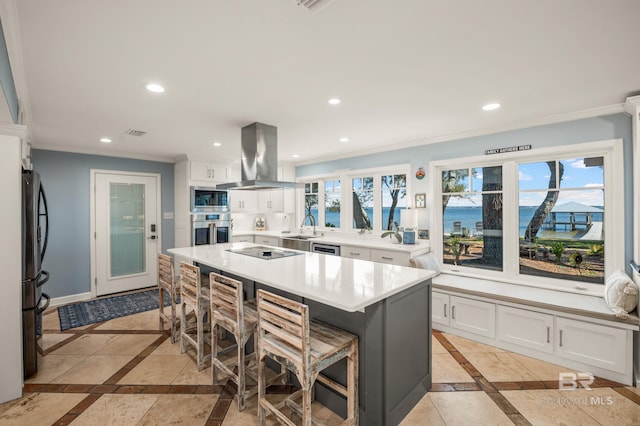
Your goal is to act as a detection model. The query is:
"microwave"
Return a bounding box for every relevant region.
[190,186,229,212]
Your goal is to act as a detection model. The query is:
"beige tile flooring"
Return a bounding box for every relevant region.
[0,302,638,425]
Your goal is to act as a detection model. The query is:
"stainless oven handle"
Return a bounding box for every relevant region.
[210,223,216,244]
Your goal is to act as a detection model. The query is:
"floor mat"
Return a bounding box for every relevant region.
[57,288,175,331]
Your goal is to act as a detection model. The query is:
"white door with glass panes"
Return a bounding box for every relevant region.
[93,171,160,296]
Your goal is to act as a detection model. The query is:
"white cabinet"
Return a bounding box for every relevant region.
[232,235,254,243]
[341,245,371,261]
[497,306,553,353]
[556,317,628,374]
[258,189,284,212]
[190,160,228,183]
[450,296,496,339]
[431,293,495,338]
[254,235,280,247]
[432,291,450,327]
[371,248,410,266]
[229,191,257,212]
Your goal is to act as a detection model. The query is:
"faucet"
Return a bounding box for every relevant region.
[301,213,317,236]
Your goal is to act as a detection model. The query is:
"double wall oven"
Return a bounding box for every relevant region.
[190,186,231,245]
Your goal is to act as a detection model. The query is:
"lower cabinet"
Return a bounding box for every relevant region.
[254,235,280,247]
[341,245,371,261]
[497,305,553,354]
[449,295,496,339]
[556,317,628,374]
[232,235,254,243]
[371,248,410,266]
[432,291,450,326]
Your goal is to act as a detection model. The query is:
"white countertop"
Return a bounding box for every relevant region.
[169,242,436,312]
[233,230,430,255]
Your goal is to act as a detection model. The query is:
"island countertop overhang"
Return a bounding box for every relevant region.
[168,242,436,312]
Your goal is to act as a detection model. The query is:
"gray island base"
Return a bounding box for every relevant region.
[205,266,432,425]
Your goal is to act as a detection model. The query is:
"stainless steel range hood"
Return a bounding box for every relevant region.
[217,122,299,190]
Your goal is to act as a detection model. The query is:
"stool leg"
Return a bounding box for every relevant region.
[211,322,219,384]
[237,332,246,411]
[257,352,266,426]
[197,306,204,370]
[158,287,165,332]
[347,342,359,424]
[170,290,177,343]
[180,301,187,354]
[302,372,312,426]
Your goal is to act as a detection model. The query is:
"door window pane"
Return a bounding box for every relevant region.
[110,183,145,277]
[324,179,341,228]
[519,158,604,283]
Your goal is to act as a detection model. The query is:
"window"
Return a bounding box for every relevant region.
[441,166,503,270]
[304,182,318,226]
[381,174,407,230]
[298,165,410,233]
[324,179,341,228]
[352,176,374,229]
[431,140,623,292]
[519,158,605,284]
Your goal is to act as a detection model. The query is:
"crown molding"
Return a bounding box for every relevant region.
[0,123,27,137]
[32,143,176,163]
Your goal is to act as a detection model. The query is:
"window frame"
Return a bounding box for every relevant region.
[429,139,624,295]
[297,164,411,233]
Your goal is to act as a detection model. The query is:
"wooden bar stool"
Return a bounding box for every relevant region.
[256,289,359,426]
[209,273,288,411]
[158,253,180,343]
[179,262,211,370]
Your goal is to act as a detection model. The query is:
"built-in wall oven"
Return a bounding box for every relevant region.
[190,186,229,212]
[191,212,231,245]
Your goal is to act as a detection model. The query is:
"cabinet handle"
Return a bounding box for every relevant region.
[559,329,563,347]
[546,326,550,343]
[451,305,456,320]
[381,256,393,260]
[444,303,447,318]
[350,252,360,256]
[211,169,215,179]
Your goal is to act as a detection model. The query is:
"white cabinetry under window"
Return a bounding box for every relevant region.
[556,317,628,374]
[449,296,496,339]
[432,291,450,326]
[190,160,228,183]
[341,245,371,261]
[497,306,553,353]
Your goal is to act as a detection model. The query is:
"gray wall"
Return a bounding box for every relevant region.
[31,149,175,299]
[297,113,634,273]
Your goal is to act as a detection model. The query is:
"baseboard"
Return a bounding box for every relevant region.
[48,292,91,307]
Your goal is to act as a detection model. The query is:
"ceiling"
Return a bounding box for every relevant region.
[6,0,640,164]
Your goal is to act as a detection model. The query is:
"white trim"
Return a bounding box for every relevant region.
[294,104,626,166]
[89,169,162,298]
[430,139,624,294]
[624,96,640,267]
[48,292,91,308]
[34,143,175,163]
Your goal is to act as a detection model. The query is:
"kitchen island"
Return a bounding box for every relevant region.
[169,243,436,425]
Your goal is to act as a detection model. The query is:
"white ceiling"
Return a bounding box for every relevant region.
[7,0,640,164]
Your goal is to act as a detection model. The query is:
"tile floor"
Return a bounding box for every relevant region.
[1,302,638,425]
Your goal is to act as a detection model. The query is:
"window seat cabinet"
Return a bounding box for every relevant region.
[432,286,636,385]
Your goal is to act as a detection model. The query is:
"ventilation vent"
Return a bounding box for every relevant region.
[296,0,336,13]
[125,129,146,137]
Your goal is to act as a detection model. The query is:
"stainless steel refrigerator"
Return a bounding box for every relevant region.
[22,169,50,378]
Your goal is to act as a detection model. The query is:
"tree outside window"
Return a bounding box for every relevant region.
[352,177,373,230]
[304,182,318,226]
[324,179,341,228]
[381,174,407,230]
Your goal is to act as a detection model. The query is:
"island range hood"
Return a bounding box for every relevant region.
[217,122,299,190]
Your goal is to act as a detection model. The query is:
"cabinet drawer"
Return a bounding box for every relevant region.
[232,236,254,243]
[255,236,280,247]
[450,296,495,338]
[497,306,553,353]
[556,317,629,374]
[371,249,410,266]
[341,245,371,261]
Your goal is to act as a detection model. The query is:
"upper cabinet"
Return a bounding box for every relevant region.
[258,189,284,212]
[190,160,228,184]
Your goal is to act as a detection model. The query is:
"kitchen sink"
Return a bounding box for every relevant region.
[281,235,318,251]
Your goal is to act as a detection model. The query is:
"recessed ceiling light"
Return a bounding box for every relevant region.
[328,98,341,105]
[99,137,112,143]
[339,137,349,143]
[482,102,500,111]
[292,154,300,158]
[146,83,165,93]
[212,142,222,147]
